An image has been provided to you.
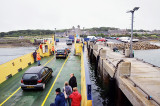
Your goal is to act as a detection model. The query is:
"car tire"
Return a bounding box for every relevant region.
[21,88,26,91]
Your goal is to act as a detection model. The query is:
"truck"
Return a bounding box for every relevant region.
[69,35,74,42]
[84,38,90,41]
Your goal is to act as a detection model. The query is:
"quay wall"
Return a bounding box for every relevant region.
[0,53,34,84]
[87,41,159,106]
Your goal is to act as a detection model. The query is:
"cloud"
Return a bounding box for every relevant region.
[0,0,160,32]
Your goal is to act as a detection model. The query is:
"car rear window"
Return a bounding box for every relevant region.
[23,74,39,80]
[67,40,72,42]
[57,50,65,53]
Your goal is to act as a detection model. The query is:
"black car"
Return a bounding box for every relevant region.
[21,66,53,90]
[56,49,68,59]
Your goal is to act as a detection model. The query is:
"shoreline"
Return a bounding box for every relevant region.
[0,38,38,48]
[0,44,37,48]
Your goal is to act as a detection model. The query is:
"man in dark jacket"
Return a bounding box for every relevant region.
[32,50,37,62]
[50,88,65,106]
[69,73,77,90]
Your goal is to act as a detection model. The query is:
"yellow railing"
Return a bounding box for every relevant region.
[0,53,34,84]
[81,46,92,106]
[0,36,55,84]
[75,43,82,55]
[38,36,55,57]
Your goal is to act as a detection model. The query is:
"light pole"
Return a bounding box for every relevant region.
[83,27,85,38]
[55,28,56,37]
[55,28,56,45]
[127,7,139,58]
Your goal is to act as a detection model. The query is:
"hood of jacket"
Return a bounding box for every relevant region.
[72,91,79,96]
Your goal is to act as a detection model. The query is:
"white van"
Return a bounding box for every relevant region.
[87,36,96,39]
[66,39,72,45]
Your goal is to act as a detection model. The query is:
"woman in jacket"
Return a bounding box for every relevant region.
[63,81,72,106]
[69,87,81,106]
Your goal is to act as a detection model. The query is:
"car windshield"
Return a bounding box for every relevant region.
[57,50,65,53]
[23,74,39,80]
[67,40,72,42]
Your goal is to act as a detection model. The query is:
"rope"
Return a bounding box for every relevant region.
[113,59,124,78]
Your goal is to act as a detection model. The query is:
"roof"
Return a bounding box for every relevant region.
[25,66,44,74]
[57,49,65,50]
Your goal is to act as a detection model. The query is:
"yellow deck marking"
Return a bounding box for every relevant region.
[41,54,70,106]
[0,87,21,106]
[0,56,55,106]
[43,56,55,66]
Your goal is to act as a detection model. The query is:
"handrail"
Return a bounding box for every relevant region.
[106,58,116,68]
[126,76,160,105]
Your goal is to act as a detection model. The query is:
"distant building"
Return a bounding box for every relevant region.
[108,29,129,35]
[151,30,160,34]
[67,26,75,35]
[68,25,82,36]
[131,31,151,35]
[55,32,64,37]
[19,36,24,39]
[75,25,82,36]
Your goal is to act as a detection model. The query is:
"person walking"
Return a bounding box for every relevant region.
[32,50,37,63]
[63,81,72,106]
[69,73,77,90]
[69,87,81,106]
[36,52,41,66]
[50,88,65,106]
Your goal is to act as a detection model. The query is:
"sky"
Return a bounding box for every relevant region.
[0,0,160,32]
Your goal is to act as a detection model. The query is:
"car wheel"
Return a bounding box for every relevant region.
[21,88,26,91]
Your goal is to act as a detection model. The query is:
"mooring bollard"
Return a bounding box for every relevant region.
[125,49,130,57]
[118,61,131,77]
[99,49,106,59]
[93,44,98,51]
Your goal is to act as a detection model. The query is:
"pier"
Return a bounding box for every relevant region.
[88,41,160,106]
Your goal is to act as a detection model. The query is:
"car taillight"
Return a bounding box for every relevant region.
[21,80,23,83]
[37,79,42,83]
